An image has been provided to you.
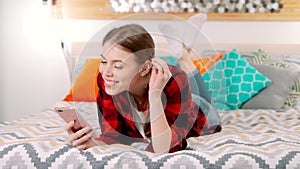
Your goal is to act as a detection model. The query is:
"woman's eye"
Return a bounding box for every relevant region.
[100,60,107,64]
[114,65,123,69]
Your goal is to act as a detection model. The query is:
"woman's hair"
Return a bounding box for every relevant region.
[102,24,155,64]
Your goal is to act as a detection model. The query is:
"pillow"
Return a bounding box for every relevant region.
[202,49,271,110]
[192,52,224,74]
[63,59,101,102]
[241,64,299,110]
[244,49,300,109]
[159,52,224,72]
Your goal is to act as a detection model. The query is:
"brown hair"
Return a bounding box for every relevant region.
[102,24,155,64]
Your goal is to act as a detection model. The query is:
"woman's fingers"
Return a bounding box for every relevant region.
[69,126,92,144]
[65,121,95,149]
[151,61,162,71]
[151,58,172,77]
[66,120,75,134]
[152,58,165,70]
[72,129,94,147]
[76,137,97,150]
[149,58,172,95]
[158,59,170,74]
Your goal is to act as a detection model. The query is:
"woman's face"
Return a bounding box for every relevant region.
[100,42,141,95]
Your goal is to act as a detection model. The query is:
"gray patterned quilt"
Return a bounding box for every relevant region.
[1,101,300,169]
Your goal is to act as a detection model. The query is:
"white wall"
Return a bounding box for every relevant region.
[202,21,300,45]
[0,0,70,121]
[57,19,300,62]
[58,19,300,44]
[1,0,299,122]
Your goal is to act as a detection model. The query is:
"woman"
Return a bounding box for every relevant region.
[66,24,221,153]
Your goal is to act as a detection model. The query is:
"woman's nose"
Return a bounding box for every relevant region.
[102,65,113,77]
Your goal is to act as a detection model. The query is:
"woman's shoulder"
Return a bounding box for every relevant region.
[166,65,189,90]
[168,65,188,79]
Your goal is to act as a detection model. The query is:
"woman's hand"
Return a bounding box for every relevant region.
[66,121,97,150]
[148,58,173,153]
[149,58,172,97]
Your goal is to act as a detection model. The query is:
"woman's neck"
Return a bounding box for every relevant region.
[130,86,148,104]
[129,72,150,104]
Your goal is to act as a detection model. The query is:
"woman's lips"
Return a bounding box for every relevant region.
[104,79,119,88]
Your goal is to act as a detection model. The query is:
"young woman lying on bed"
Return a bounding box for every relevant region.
[65,15,222,153]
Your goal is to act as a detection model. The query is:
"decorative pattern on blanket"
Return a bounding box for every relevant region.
[0,102,300,169]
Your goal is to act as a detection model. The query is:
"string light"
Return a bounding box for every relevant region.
[110,0,283,13]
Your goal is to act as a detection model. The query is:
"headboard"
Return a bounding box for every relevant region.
[69,42,300,59]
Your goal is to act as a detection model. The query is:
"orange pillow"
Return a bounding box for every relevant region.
[63,58,101,102]
[192,52,224,75]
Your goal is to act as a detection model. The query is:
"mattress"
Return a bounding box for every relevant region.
[1,100,300,168]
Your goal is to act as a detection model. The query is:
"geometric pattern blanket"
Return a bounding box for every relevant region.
[1,101,300,169]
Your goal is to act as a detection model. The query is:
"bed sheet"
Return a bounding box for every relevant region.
[0,101,300,169]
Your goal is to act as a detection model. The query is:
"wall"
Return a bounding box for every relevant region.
[203,21,300,45]
[0,0,70,121]
[59,19,300,46]
[1,0,299,121]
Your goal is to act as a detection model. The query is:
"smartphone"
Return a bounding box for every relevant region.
[55,107,90,132]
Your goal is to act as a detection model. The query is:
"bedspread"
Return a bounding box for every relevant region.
[0,101,300,169]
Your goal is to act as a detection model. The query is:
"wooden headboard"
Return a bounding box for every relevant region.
[51,0,300,21]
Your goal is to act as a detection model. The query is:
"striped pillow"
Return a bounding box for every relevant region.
[244,49,300,109]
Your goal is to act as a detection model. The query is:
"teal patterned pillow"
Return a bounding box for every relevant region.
[203,49,271,110]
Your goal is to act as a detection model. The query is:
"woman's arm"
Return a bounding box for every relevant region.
[148,58,199,153]
[149,90,172,153]
[148,58,172,153]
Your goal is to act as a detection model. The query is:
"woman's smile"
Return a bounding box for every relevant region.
[103,78,119,88]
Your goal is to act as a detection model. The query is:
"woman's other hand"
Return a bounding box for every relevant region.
[149,58,172,96]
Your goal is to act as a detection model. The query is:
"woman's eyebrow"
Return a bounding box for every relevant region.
[100,54,106,60]
[100,54,127,65]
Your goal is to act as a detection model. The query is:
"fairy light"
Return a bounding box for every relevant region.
[110,0,283,13]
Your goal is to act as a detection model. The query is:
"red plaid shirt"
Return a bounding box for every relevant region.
[95,65,221,153]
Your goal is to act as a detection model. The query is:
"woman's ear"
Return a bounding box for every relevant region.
[140,60,152,77]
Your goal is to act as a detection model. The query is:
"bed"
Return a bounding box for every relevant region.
[1,43,300,168]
